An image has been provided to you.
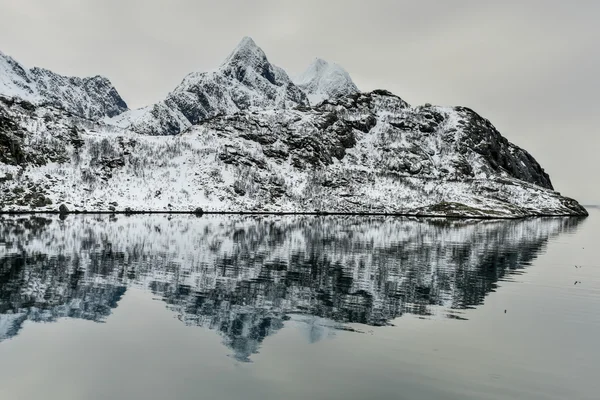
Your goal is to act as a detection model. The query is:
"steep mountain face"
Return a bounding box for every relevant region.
[201,90,553,189]
[0,51,38,102]
[0,50,127,120]
[108,37,308,135]
[293,58,359,105]
[0,96,86,168]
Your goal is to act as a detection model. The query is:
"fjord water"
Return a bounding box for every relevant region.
[0,212,598,400]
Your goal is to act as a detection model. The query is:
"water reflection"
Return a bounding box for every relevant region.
[0,215,583,361]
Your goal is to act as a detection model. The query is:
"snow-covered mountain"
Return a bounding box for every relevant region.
[0,90,587,216]
[293,58,359,105]
[107,37,308,135]
[0,37,588,217]
[0,50,127,120]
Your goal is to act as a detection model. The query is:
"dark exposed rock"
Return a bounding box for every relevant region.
[452,106,552,189]
[262,147,289,160]
[197,90,553,193]
[233,184,246,196]
[348,115,377,133]
[0,173,13,182]
[18,100,36,112]
[0,100,73,166]
[419,124,436,133]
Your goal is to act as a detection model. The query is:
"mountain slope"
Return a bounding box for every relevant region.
[0,90,586,216]
[0,50,127,120]
[293,58,359,105]
[108,37,308,135]
[0,51,40,103]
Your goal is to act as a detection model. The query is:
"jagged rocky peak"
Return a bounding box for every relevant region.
[294,58,359,105]
[0,49,128,121]
[174,36,308,109]
[220,36,270,70]
[0,50,39,102]
[30,67,128,120]
[109,36,308,135]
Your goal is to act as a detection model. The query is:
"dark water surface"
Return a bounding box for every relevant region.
[0,211,598,399]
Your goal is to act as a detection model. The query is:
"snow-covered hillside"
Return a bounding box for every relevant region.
[0,50,127,120]
[294,58,359,105]
[0,90,587,217]
[0,37,588,217]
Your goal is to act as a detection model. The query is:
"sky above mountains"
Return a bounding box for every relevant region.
[0,0,598,204]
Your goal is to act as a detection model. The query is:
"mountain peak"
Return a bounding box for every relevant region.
[310,58,330,70]
[237,36,258,50]
[221,36,268,69]
[109,36,308,134]
[0,50,41,103]
[0,49,127,120]
[294,58,359,105]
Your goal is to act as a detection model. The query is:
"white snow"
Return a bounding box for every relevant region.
[293,58,359,105]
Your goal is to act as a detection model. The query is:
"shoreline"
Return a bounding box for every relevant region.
[0,210,589,220]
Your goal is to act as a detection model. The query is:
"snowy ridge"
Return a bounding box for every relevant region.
[0,50,127,120]
[107,37,308,135]
[0,50,42,103]
[294,58,359,105]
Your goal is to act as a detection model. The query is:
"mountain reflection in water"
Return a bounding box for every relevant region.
[0,214,583,361]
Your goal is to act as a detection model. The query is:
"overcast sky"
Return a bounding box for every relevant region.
[0,0,598,204]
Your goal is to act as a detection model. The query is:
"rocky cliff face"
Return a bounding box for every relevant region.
[201,90,553,189]
[0,50,127,120]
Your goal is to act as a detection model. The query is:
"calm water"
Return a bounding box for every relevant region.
[0,211,598,400]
